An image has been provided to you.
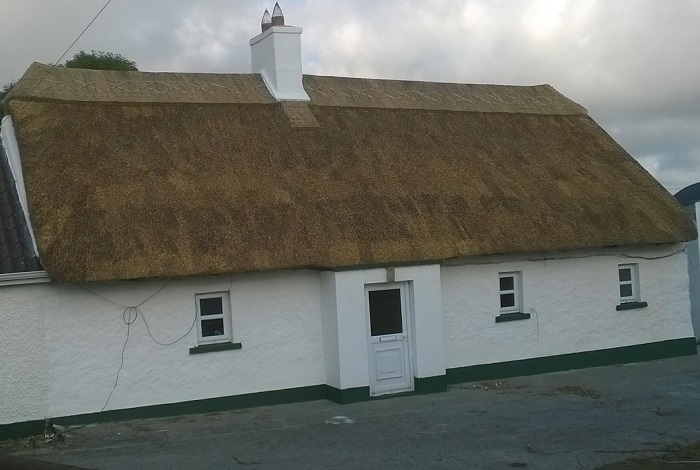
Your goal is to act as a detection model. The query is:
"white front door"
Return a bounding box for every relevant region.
[366,283,413,396]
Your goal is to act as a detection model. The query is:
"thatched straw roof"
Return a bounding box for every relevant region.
[5,63,695,282]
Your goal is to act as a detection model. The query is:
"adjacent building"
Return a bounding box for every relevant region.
[675,182,700,341]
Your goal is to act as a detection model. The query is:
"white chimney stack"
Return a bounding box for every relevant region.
[249,3,310,101]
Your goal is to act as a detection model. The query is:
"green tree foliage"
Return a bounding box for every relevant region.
[64,50,138,71]
[0,81,15,101]
[0,80,17,117]
[1,50,137,116]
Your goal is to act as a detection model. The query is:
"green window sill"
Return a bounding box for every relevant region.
[495,312,531,323]
[189,342,242,355]
[616,301,648,311]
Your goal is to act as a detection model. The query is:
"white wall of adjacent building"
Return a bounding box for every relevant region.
[683,202,700,341]
[1,244,694,425]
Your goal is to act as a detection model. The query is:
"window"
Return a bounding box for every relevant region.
[195,292,232,345]
[616,264,647,310]
[618,264,640,303]
[499,272,522,314]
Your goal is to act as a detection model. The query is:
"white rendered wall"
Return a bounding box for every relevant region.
[685,203,700,340]
[442,244,694,369]
[3,246,693,424]
[0,270,325,424]
[320,265,445,391]
[0,282,52,424]
[319,272,341,388]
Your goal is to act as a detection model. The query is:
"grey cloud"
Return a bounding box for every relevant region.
[1,0,699,192]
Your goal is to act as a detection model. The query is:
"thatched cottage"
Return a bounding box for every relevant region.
[1,6,696,438]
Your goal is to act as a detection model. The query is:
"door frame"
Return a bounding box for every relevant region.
[365,282,414,396]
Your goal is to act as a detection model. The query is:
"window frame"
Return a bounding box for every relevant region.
[618,264,641,304]
[499,271,523,314]
[195,291,233,345]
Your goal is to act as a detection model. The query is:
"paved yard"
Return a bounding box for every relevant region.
[2,353,699,469]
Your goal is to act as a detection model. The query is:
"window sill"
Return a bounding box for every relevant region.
[616,301,648,311]
[189,342,242,355]
[0,270,51,287]
[495,312,531,323]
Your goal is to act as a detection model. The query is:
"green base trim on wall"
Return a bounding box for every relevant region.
[0,421,45,444]
[446,337,697,385]
[0,384,327,442]
[414,375,447,394]
[2,337,695,442]
[325,386,370,404]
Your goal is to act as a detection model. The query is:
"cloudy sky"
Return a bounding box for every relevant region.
[1,0,699,194]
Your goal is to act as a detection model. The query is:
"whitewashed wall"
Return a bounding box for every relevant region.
[684,203,700,340]
[442,244,694,369]
[320,265,445,391]
[2,244,694,425]
[0,271,325,425]
[0,281,52,424]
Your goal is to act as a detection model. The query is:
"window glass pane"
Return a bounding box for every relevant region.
[200,297,223,316]
[500,293,515,308]
[620,284,633,298]
[500,276,514,292]
[368,289,403,336]
[619,268,632,282]
[201,319,225,337]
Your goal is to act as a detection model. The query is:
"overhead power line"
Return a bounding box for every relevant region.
[25,0,115,97]
[53,0,115,66]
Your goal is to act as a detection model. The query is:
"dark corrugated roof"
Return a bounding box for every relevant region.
[5,64,696,282]
[0,140,41,274]
[675,182,700,206]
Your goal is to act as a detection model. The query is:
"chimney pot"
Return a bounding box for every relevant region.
[261,9,272,32]
[249,3,309,101]
[271,3,285,26]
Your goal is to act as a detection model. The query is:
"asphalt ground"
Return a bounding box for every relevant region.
[2,353,699,470]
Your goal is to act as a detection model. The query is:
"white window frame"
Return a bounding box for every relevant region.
[499,271,523,314]
[618,264,640,303]
[195,292,233,345]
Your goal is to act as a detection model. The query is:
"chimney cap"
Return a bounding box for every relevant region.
[261,9,272,32]
[271,3,284,26]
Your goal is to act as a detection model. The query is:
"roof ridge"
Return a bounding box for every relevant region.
[6,62,587,115]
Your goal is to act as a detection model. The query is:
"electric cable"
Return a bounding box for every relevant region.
[80,279,171,310]
[454,246,688,266]
[100,307,136,412]
[67,280,198,422]
[140,308,197,346]
[24,0,115,98]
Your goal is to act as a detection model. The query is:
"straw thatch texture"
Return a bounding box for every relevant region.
[8,63,275,105]
[6,64,696,282]
[10,63,583,114]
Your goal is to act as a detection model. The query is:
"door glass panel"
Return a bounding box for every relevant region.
[369,289,402,336]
